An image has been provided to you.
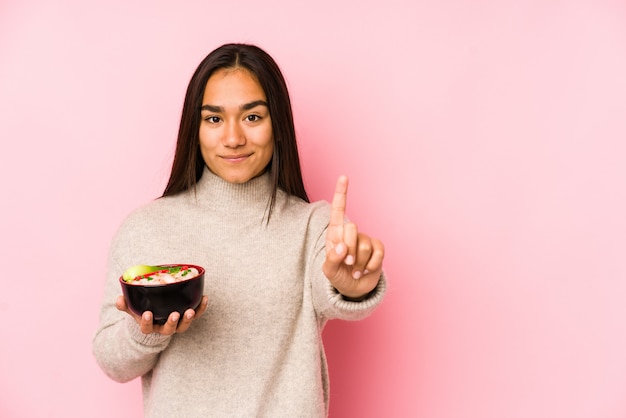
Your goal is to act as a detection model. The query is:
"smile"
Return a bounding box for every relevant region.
[221,154,251,163]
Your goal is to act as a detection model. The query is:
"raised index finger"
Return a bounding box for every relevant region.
[329,175,349,232]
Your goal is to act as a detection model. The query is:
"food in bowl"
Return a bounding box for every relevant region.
[122,265,201,285]
[119,264,205,325]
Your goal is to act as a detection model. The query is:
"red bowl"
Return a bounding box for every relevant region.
[119,264,205,325]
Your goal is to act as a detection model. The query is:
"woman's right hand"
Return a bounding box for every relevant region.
[115,295,209,335]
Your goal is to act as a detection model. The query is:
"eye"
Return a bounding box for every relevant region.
[204,115,221,124]
[245,114,261,122]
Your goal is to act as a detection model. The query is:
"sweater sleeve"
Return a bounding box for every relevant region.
[92,219,172,383]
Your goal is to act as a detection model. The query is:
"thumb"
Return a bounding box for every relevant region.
[323,241,348,279]
[116,295,128,312]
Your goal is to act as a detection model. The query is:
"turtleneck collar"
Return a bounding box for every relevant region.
[185,166,274,213]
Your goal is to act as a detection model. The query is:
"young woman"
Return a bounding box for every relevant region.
[93,43,386,417]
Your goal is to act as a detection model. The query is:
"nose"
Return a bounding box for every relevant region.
[223,120,246,148]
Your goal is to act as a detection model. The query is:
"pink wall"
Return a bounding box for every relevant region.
[1,0,625,417]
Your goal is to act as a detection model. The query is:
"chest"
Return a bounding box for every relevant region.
[129,208,319,317]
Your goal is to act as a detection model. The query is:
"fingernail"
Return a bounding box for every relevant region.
[345,255,354,265]
[364,269,370,275]
[335,242,345,255]
[171,313,180,322]
[352,270,362,279]
[143,312,151,321]
[186,311,194,320]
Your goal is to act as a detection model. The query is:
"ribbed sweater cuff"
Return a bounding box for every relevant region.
[326,273,387,313]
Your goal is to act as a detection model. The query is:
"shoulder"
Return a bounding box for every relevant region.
[277,191,330,223]
[269,193,334,248]
[112,195,182,242]
[125,195,178,222]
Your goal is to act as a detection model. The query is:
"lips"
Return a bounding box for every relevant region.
[221,153,251,162]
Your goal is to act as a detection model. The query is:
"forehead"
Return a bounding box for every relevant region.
[202,68,266,103]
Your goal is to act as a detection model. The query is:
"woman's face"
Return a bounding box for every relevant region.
[199,67,274,184]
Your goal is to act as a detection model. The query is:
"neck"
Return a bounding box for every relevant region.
[187,166,274,215]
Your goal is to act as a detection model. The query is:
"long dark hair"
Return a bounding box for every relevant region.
[162,43,309,218]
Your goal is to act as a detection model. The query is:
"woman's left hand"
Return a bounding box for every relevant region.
[322,176,385,300]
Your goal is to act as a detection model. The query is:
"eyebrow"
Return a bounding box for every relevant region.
[200,100,268,113]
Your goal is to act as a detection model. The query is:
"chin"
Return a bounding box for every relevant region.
[226,168,269,184]
[208,162,268,184]
[227,177,250,184]
[222,173,255,184]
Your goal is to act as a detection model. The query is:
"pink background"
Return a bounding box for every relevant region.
[1,0,625,417]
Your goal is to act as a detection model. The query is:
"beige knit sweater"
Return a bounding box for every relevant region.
[92,167,386,418]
